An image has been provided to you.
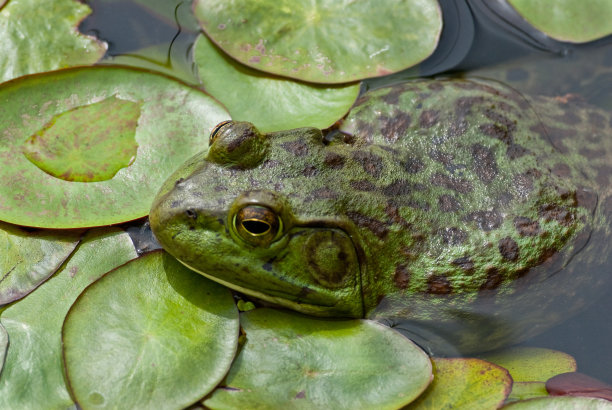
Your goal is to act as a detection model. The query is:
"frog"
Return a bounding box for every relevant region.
[149,77,612,353]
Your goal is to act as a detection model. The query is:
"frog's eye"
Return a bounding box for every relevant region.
[209,120,233,145]
[233,205,282,246]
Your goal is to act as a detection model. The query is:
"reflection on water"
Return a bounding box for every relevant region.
[82,0,612,383]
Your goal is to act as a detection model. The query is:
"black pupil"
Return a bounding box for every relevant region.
[242,220,270,235]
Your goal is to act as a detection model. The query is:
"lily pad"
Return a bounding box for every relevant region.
[194,34,360,132]
[479,347,577,382]
[204,308,432,410]
[406,358,512,409]
[193,0,442,84]
[0,66,229,228]
[547,372,612,401]
[0,222,80,305]
[508,382,549,402]
[503,396,612,409]
[0,0,106,82]
[508,0,612,43]
[0,229,137,409]
[62,250,239,410]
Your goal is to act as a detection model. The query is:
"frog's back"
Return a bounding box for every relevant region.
[337,78,612,351]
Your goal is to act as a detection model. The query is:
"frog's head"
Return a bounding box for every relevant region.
[150,121,364,317]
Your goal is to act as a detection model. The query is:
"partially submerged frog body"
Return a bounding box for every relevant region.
[150,78,612,352]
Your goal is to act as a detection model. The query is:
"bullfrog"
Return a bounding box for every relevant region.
[149,78,612,352]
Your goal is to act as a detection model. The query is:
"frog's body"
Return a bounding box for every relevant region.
[150,78,612,352]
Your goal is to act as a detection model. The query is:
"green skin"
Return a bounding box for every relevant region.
[150,78,612,352]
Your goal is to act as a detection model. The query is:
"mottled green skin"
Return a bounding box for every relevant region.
[150,78,612,352]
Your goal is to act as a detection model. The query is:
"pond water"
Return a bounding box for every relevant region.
[80,0,612,385]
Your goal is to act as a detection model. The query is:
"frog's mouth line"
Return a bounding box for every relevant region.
[176,259,339,316]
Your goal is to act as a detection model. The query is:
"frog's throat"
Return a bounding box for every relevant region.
[176,259,339,316]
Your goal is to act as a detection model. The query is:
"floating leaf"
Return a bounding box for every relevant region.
[0,0,106,82]
[508,0,612,43]
[406,358,511,409]
[547,372,612,401]
[0,66,229,228]
[194,0,442,84]
[0,222,80,305]
[63,251,239,410]
[479,347,576,382]
[0,229,137,409]
[194,34,359,132]
[508,382,549,402]
[503,396,612,409]
[204,308,432,410]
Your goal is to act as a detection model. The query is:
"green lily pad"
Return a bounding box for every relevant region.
[194,34,360,132]
[0,229,137,409]
[204,308,432,410]
[63,250,239,410]
[0,222,80,305]
[0,322,6,375]
[194,0,442,84]
[508,382,549,402]
[0,0,106,82]
[508,0,612,43]
[0,66,229,228]
[479,347,577,382]
[503,396,612,409]
[406,358,512,409]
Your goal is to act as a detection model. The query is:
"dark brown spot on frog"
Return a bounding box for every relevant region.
[438,194,461,212]
[439,227,467,245]
[346,211,389,239]
[481,268,503,290]
[551,111,581,126]
[580,147,606,159]
[419,110,439,128]
[576,187,598,212]
[479,123,513,144]
[170,200,181,209]
[506,143,529,159]
[472,144,498,183]
[588,111,606,129]
[428,82,445,91]
[226,127,258,152]
[539,204,575,226]
[465,210,503,231]
[552,163,572,177]
[382,180,424,196]
[214,185,227,192]
[431,172,473,194]
[429,149,454,166]
[596,165,612,187]
[381,87,405,105]
[455,96,486,117]
[484,110,517,132]
[513,173,534,198]
[281,140,309,156]
[352,151,383,178]
[302,165,318,177]
[427,275,452,294]
[393,264,411,289]
[452,257,474,273]
[380,111,411,142]
[308,188,338,200]
[447,118,468,138]
[514,216,540,236]
[352,121,375,143]
[295,391,306,399]
[498,237,519,261]
[385,203,411,228]
[404,157,425,173]
[324,152,345,169]
[350,180,377,191]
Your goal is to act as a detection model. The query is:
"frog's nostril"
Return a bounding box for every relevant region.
[185,209,198,220]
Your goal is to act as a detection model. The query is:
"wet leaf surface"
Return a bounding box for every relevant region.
[22,96,140,182]
[0,0,106,82]
[503,396,612,409]
[0,66,229,228]
[508,0,612,43]
[406,358,511,409]
[547,372,612,401]
[194,0,442,83]
[0,222,80,305]
[204,308,432,410]
[63,250,238,410]
[194,34,360,132]
[479,347,577,382]
[0,229,137,409]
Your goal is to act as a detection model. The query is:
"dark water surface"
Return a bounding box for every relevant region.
[81,0,612,384]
